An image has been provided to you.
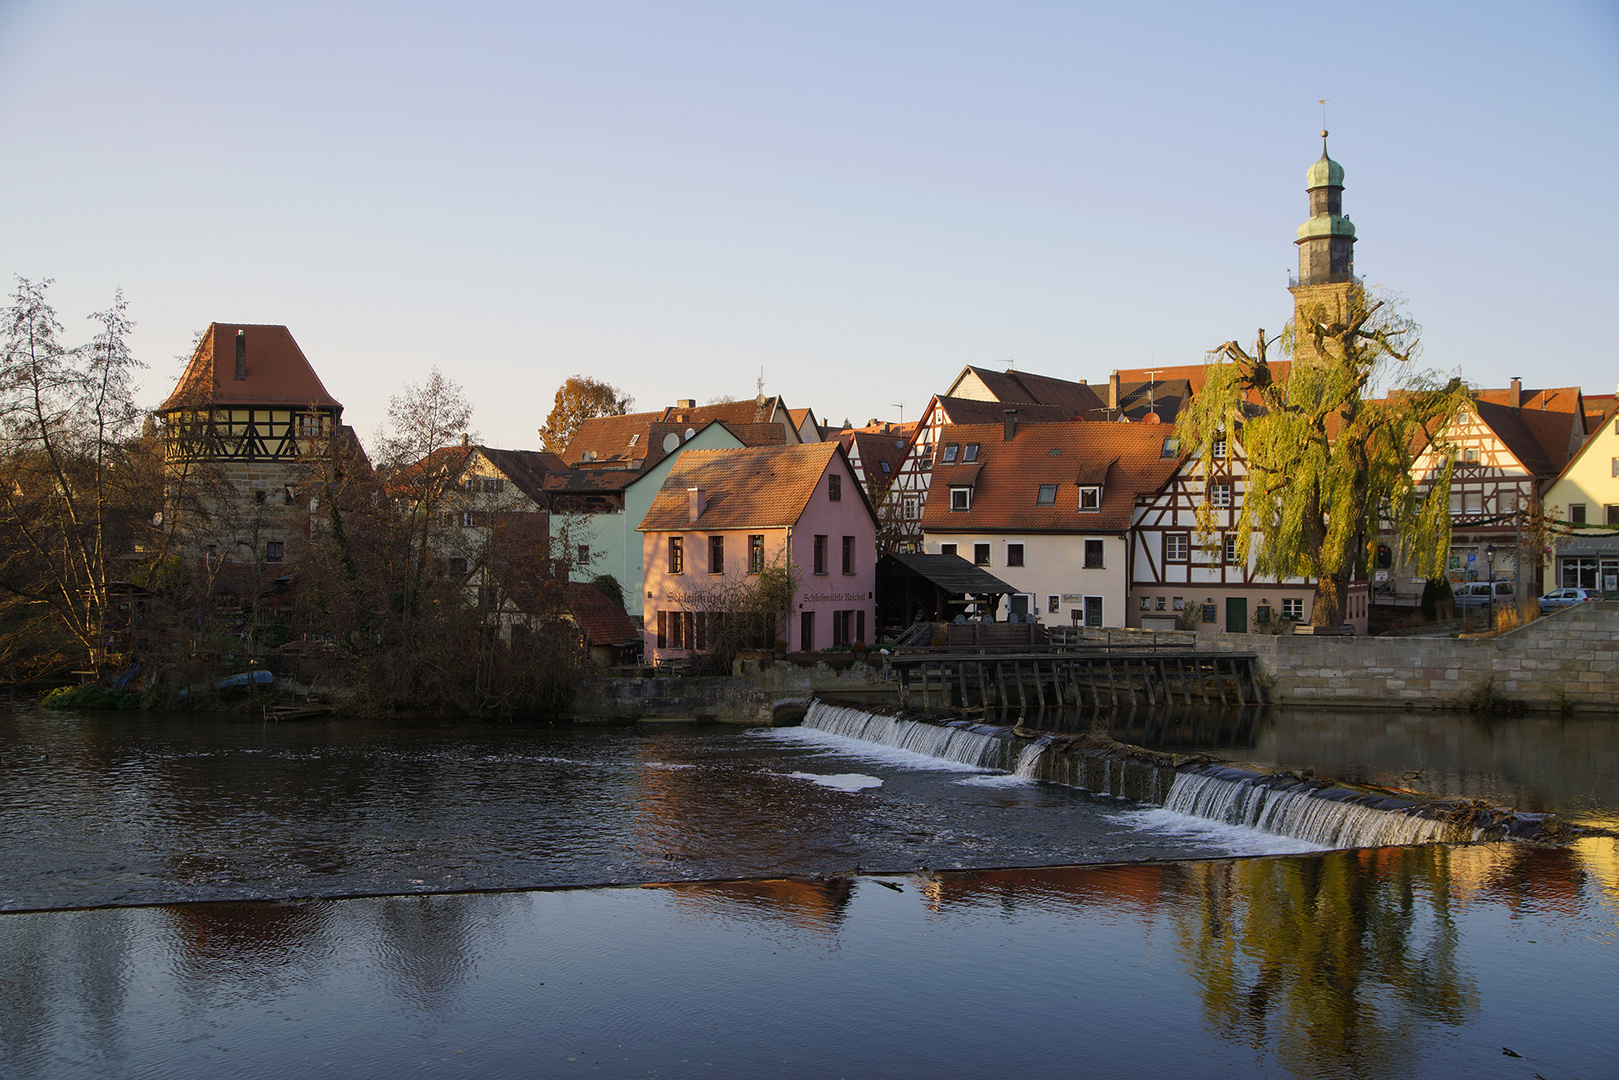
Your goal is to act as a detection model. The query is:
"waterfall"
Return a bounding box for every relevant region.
[802,702,1022,771]
[800,701,1499,849]
[1161,767,1456,847]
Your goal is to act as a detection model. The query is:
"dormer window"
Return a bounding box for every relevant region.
[1078,485,1101,511]
[962,443,979,462]
[950,487,971,512]
[1036,484,1057,505]
[1161,437,1179,459]
[942,444,959,464]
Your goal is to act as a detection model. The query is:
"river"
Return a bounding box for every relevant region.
[2,698,1616,1078]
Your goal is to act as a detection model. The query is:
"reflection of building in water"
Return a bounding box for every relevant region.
[1447,844,1589,917]
[163,902,333,995]
[917,863,1183,918]
[650,878,853,935]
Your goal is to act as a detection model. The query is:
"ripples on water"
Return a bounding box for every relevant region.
[2,704,1336,911]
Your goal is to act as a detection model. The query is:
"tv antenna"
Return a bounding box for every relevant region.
[1143,369,1163,413]
[756,366,765,399]
[892,403,904,424]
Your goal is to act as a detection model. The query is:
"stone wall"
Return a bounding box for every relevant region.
[1221,602,1619,711]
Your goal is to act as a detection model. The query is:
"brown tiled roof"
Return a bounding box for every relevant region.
[159,323,341,411]
[564,583,640,646]
[1583,394,1617,432]
[659,396,784,428]
[561,410,666,466]
[716,422,787,447]
[844,431,910,490]
[639,443,851,532]
[542,468,640,495]
[954,367,1107,417]
[934,396,1070,426]
[1473,386,1584,473]
[922,422,1183,533]
[1112,361,1294,400]
[478,447,558,505]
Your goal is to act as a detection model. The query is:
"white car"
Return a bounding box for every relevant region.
[1454,581,1514,610]
[1539,588,1599,614]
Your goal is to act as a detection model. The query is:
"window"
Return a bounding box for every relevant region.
[940,543,958,557]
[1463,447,1478,464]
[628,433,639,446]
[1006,543,1024,567]
[879,461,890,474]
[1224,535,1238,564]
[265,541,284,563]
[1210,484,1232,507]
[1202,603,1218,624]
[1612,457,1619,478]
[254,489,267,505]
[709,535,724,574]
[670,610,685,649]
[1608,506,1619,526]
[973,543,991,566]
[1084,539,1104,568]
[1172,597,1184,611]
[298,414,322,437]
[1464,492,1482,515]
[1155,596,1166,611]
[950,488,971,511]
[1036,484,1057,505]
[669,536,684,574]
[749,534,765,574]
[206,544,218,557]
[903,496,920,520]
[962,443,980,462]
[813,535,828,575]
[656,610,667,649]
[842,535,855,574]
[1282,597,1304,619]
[1140,596,1151,610]
[829,474,842,501]
[1161,437,1179,459]
[578,544,591,567]
[1078,486,1101,511]
[284,485,296,506]
[1571,504,1587,525]
[942,444,959,463]
[1165,533,1189,562]
[1212,436,1227,458]
[1048,595,1060,613]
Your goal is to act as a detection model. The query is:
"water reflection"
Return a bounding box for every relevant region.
[3,844,1615,1080]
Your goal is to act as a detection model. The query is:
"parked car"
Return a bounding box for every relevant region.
[1454,580,1514,610]
[1538,587,1599,614]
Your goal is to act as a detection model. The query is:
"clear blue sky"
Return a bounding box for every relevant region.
[3,1,1616,447]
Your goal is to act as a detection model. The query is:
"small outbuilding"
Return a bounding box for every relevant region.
[875,553,1015,635]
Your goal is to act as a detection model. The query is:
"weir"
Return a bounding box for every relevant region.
[886,649,1264,710]
[801,701,1567,847]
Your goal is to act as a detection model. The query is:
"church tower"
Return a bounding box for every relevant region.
[1288,131,1359,336]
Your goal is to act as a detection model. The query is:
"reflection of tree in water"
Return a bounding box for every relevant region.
[0,908,139,1076]
[164,902,333,1003]
[651,877,854,940]
[1176,848,1477,1079]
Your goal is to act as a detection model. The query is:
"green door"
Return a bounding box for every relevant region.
[1225,597,1247,633]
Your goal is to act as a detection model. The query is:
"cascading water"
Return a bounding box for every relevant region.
[800,701,1559,848]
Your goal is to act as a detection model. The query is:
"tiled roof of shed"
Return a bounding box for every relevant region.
[564,583,640,646]
[922,422,1183,533]
[639,443,844,532]
[159,323,341,411]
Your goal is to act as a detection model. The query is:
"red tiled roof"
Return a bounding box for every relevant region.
[639,443,852,532]
[922,422,1183,533]
[561,410,666,466]
[564,583,640,646]
[1583,394,1617,432]
[1112,361,1294,400]
[659,396,784,429]
[159,323,340,411]
[1473,386,1584,473]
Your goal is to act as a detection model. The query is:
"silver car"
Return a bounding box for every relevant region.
[1539,587,1599,614]
[1454,581,1515,610]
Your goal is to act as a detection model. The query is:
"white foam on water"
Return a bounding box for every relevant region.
[956,774,1036,788]
[788,771,884,792]
[756,725,993,773]
[1106,806,1329,857]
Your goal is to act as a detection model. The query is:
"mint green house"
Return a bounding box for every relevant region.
[545,418,784,617]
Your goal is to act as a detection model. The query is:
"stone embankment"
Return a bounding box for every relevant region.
[572,658,892,723]
[1225,601,1619,711]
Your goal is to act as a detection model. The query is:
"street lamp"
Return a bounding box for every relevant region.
[1485,545,1496,627]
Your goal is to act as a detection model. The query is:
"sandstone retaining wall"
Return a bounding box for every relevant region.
[1218,602,1619,711]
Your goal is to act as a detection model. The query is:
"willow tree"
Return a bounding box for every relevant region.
[1176,285,1468,627]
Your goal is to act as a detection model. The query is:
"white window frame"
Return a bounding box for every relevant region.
[1078,486,1101,511]
[1165,533,1189,562]
[950,487,971,512]
[1210,483,1232,507]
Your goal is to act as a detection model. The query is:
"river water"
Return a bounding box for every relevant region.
[3,699,1617,1079]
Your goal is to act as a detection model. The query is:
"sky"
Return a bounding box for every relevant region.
[2,1,1616,449]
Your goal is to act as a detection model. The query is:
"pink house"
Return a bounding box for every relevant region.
[639,443,878,663]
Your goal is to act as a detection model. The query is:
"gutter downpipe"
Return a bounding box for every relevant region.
[784,524,794,651]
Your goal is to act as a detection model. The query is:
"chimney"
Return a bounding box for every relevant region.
[234,329,247,381]
[676,399,696,409]
[1510,377,1522,410]
[1004,408,1018,442]
[687,487,705,522]
[461,432,470,446]
[1108,371,1120,411]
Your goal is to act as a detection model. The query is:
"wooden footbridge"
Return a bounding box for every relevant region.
[887,625,1265,710]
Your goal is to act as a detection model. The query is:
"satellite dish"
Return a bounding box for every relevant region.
[684,428,696,440]
[662,432,680,453]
